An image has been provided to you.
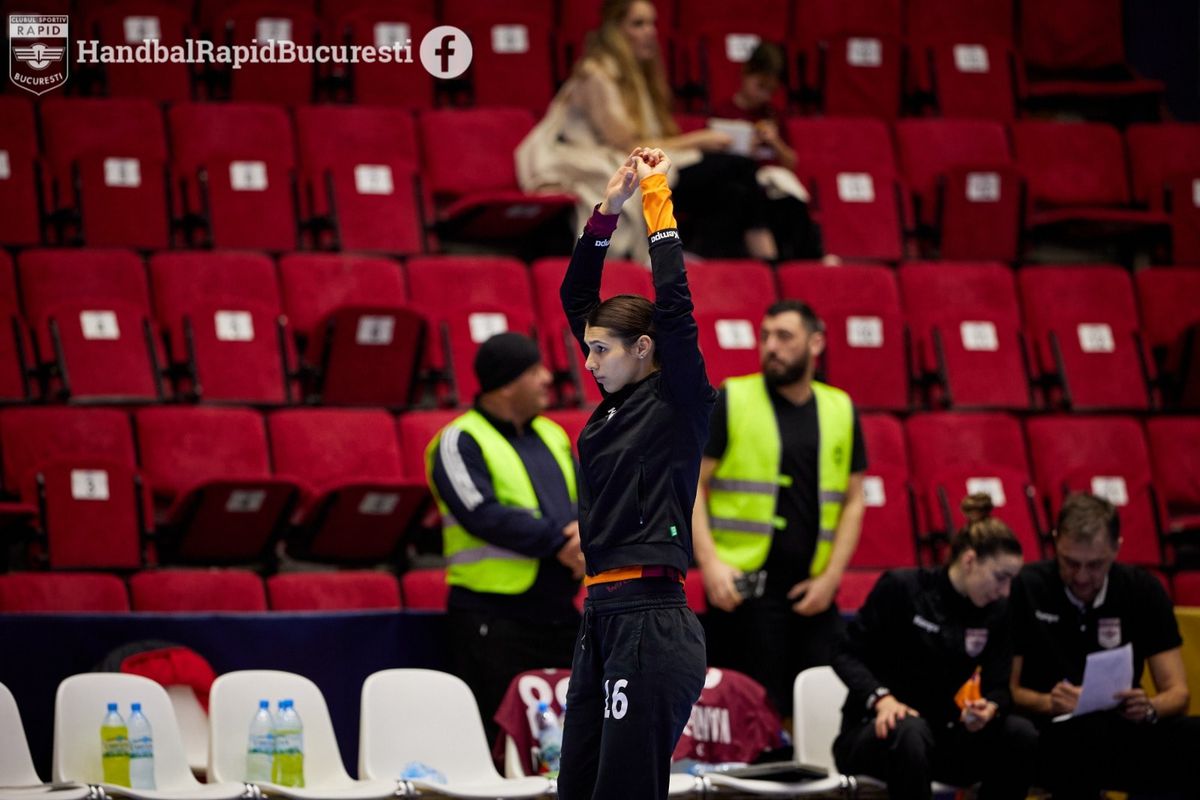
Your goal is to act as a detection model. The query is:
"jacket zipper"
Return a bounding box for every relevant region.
[637,456,646,526]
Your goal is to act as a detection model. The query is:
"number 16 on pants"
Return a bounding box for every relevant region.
[604,679,629,720]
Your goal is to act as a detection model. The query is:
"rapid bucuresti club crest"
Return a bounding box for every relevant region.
[9,14,68,96]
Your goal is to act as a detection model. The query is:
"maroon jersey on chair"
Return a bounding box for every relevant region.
[492,668,572,773]
[672,667,785,764]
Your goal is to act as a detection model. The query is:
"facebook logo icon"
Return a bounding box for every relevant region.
[420,26,473,79]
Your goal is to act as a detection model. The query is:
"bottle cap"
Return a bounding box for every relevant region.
[131,703,141,712]
[107,702,118,712]
[259,700,269,709]
[537,702,549,713]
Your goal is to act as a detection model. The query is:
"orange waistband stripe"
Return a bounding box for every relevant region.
[640,174,677,234]
[584,565,686,587]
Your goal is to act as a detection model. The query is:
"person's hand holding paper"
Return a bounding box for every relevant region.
[1052,643,1134,722]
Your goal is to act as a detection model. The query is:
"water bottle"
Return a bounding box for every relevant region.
[534,702,562,777]
[100,703,131,787]
[274,700,305,787]
[246,700,274,783]
[127,703,155,790]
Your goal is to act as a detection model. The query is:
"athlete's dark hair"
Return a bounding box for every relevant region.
[766,299,824,334]
[587,294,659,364]
[949,493,1023,562]
[1055,492,1120,547]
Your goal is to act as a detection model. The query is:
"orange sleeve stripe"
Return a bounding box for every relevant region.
[640,174,677,234]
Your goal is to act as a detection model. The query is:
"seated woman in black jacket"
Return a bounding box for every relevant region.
[556,148,716,800]
[832,494,1037,799]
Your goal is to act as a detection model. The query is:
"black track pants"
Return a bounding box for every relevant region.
[558,578,707,800]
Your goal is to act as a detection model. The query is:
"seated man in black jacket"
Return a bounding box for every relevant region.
[1009,492,1200,797]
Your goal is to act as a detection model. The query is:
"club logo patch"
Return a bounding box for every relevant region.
[1098,617,1122,649]
[965,627,989,658]
[9,15,69,96]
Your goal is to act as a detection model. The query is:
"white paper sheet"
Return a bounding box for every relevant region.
[1053,642,1133,722]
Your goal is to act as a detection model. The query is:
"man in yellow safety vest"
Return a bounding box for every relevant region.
[426,332,585,743]
[692,300,867,719]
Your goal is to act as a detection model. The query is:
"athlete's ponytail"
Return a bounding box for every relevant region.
[948,493,1023,563]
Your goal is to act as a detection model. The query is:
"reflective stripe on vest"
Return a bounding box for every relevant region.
[707,374,853,575]
[425,410,577,595]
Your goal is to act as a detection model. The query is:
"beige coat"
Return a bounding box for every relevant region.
[516,57,699,263]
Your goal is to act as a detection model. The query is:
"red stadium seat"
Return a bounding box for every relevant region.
[399,567,448,611]
[687,260,776,387]
[405,256,536,406]
[675,0,791,109]
[907,413,1043,561]
[417,109,574,243]
[1018,265,1151,411]
[167,103,297,250]
[0,97,41,246]
[1174,571,1200,607]
[0,252,35,402]
[294,105,424,255]
[0,407,147,569]
[915,40,1019,121]
[130,569,267,612]
[395,409,459,480]
[853,413,917,569]
[530,256,652,406]
[279,254,424,407]
[268,409,425,563]
[1135,268,1200,407]
[791,0,903,117]
[903,0,1014,43]
[267,571,401,611]
[1145,417,1200,538]
[196,0,314,31]
[0,572,130,612]
[39,98,170,249]
[1018,0,1163,111]
[895,119,1019,261]
[80,1,192,101]
[1126,125,1200,263]
[785,119,905,260]
[149,252,295,405]
[134,406,301,565]
[899,262,1030,410]
[777,263,909,411]
[837,569,883,612]
[216,1,319,104]
[1026,416,1165,567]
[1013,122,1169,242]
[442,0,556,110]
[329,1,435,107]
[18,249,166,402]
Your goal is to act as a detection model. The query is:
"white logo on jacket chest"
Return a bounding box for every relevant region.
[912,615,941,634]
[965,628,989,657]
[606,407,617,422]
[1035,610,1060,624]
[1098,617,1122,649]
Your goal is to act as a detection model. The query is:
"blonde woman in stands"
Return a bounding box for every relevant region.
[517,0,781,262]
[832,494,1037,799]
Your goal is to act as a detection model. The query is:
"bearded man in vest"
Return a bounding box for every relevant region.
[427,332,585,745]
[691,300,867,720]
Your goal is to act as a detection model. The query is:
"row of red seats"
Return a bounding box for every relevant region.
[0,98,574,252]
[0,403,1196,572]
[8,0,1156,120]
[3,247,1196,412]
[4,98,1197,263]
[2,560,1198,615]
[0,568,403,612]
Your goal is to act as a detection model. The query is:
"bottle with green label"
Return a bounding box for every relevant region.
[273,700,305,788]
[100,703,131,787]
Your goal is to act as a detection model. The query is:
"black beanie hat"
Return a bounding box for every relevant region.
[474,332,542,393]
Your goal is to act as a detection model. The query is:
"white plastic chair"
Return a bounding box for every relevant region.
[359,669,552,798]
[793,666,963,797]
[0,681,90,800]
[52,673,246,800]
[208,670,396,800]
[165,686,207,779]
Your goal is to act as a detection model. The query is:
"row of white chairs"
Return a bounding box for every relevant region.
[1,667,911,800]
